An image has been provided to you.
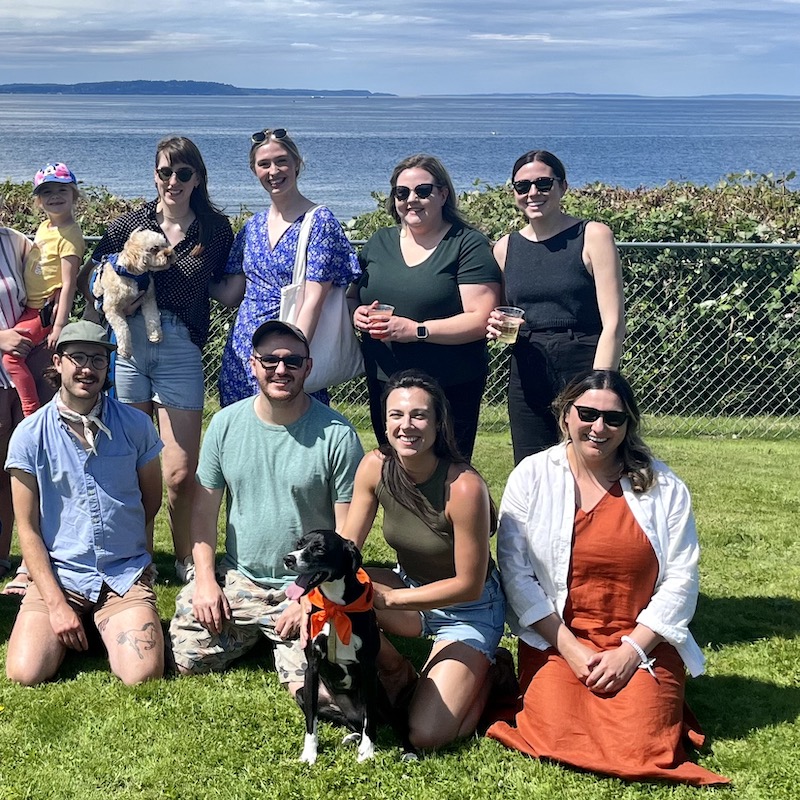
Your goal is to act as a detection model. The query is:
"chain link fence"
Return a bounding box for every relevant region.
[200,242,799,439]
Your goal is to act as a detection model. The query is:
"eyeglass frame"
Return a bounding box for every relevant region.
[391,183,441,201]
[60,351,111,370]
[512,177,559,195]
[251,128,288,145]
[156,166,195,183]
[572,405,629,428]
[252,353,309,370]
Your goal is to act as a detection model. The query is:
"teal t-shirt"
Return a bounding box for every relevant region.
[357,222,501,385]
[196,397,364,588]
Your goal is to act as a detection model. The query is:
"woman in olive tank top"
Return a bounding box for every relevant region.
[341,369,506,751]
[487,150,626,464]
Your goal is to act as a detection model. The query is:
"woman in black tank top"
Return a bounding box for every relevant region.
[487,150,625,464]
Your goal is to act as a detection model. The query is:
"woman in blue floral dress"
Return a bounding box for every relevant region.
[219,128,361,406]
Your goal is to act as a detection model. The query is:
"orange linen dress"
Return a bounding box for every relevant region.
[487,483,728,785]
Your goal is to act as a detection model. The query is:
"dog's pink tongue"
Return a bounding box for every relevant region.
[285,581,304,601]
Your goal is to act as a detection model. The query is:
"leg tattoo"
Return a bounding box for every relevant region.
[116,622,159,660]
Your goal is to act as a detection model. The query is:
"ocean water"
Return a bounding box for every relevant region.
[1,94,799,221]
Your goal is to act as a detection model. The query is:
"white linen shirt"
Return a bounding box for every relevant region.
[497,442,706,677]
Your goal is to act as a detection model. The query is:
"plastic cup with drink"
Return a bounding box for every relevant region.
[367,303,395,339]
[494,306,525,344]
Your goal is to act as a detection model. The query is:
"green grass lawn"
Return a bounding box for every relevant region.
[1,432,798,799]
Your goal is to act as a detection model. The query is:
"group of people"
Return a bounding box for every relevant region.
[0,130,728,785]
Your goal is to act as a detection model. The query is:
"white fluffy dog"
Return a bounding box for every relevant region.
[93,229,173,358]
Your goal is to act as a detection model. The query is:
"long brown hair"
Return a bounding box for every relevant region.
[155,136,226,257]
[554,369,655,492]
[380,370,496,530]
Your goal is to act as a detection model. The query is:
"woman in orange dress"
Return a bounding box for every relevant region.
[487,370,729,785]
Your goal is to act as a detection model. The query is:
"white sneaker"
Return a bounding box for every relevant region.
[175,556,195,584]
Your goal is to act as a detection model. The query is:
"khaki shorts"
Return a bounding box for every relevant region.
[169,566,306,684]
[20,574,158,627]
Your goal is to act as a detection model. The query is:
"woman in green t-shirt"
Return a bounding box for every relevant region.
[353,155,501,460]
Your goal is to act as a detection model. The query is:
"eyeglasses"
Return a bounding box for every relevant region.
[156,166,195,183]
[253,353,308,370]
[512,177,558,194]
[573,405,629,427]
[61,351,110,370]
[251,128,288,144]
[392,183,439,201]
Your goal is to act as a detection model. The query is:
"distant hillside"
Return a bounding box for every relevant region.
[0,80,394,97]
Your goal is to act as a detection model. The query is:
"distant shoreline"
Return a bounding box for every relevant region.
[0,80,798,100]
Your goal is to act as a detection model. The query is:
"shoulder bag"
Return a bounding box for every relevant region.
[279,206,364,394]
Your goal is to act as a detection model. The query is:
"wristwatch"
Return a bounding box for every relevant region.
[416,324,429,340]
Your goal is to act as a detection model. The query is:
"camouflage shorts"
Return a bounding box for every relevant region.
[169,566,306,684]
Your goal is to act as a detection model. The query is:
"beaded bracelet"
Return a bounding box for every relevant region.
[621,635,657,677]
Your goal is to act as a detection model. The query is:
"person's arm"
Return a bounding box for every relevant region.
[339,451,382,549]
[208,273,245,308]
[486,236,510,339]
[190,484,230,634]
[46,255,80,348]
[378,282,500,344]
[584,221,625,370]
[583,622,662,693]
[635,471,701,651]
[374,468,490,611]
[295,279,333,341]
[137,457,163,554]
[9,468,88,650]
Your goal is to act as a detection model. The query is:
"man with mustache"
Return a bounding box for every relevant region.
[4,321,165,685]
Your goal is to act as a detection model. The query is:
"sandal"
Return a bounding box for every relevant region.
[2,566,29,597]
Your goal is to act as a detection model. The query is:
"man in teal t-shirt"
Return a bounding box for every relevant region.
[169,320,363,698]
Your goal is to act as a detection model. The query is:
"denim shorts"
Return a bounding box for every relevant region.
[394,564,506,662]
[113,312,205,411]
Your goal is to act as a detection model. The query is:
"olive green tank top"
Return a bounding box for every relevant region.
[376,459,494,586]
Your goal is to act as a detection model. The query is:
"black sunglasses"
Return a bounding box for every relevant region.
[392,183,439,201]
[156,166,195,183]
[573,405,629,427]
[512,177,558,194]
[251,128,288,144]
[253,353,308,370]
[61,351,110,370]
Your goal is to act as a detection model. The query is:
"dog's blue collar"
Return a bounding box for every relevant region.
[105,253,151,293]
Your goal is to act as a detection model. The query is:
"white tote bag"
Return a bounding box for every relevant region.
[279,206,364,394]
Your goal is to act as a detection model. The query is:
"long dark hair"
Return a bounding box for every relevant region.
[553,369,655,492]
[385,154,467,227]
[379,370,496,530]
[155,136,226,257]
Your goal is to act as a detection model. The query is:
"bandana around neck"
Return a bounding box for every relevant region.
[308,568,374,646]
[57,395,113,455]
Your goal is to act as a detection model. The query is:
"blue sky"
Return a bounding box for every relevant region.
[2,1,800,96]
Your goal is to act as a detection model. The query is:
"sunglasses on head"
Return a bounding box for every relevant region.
[253,353,308,370]
[573,405,629,427]
[251,128,288,144]
[392,183,439,201]
[61,351,110,370]
[512,177,558,194]
[156,166,195,183]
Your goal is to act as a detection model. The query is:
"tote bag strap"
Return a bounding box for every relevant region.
[291,205,323,285]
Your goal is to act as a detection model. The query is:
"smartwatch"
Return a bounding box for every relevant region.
[416,325,429,340]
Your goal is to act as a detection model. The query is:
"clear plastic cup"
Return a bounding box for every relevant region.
[495,306,525,344]
[367,303,395,339]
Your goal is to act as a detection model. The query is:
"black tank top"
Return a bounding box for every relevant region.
[504,221,602,334]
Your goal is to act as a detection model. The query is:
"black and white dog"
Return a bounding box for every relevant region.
[284,529,381,764]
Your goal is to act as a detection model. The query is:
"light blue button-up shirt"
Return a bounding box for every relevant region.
[5,396,163,600]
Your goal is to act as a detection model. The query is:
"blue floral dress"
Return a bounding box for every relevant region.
[219,206,361,406]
